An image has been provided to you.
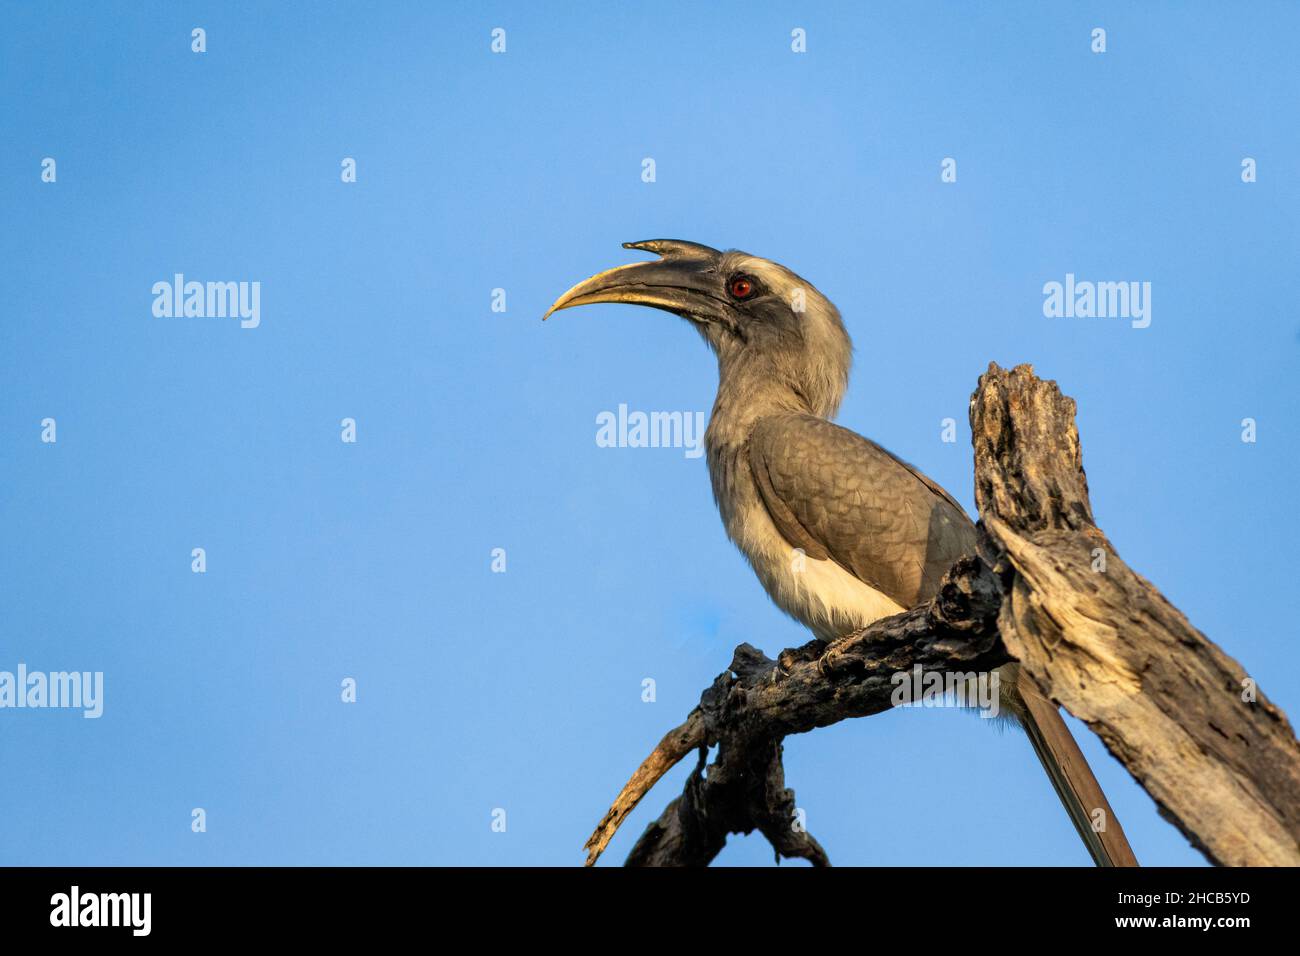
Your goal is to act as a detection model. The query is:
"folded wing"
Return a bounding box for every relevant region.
[747,413,976,607]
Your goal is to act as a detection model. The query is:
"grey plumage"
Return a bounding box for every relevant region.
[749,414,973,608]
[546,239,1137,866]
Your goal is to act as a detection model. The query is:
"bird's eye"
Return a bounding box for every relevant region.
[728,274,756,300]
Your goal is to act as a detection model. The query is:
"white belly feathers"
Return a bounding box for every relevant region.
[729,499,905,642]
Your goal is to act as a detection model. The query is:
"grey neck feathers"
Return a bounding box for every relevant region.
[705,299,852,453]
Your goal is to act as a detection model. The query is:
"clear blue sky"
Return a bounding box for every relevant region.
[2,2,1296,866]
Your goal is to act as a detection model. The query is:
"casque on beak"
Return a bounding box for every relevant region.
[543,239,726,323]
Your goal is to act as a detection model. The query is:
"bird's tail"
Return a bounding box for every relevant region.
[1001,664,1139,867]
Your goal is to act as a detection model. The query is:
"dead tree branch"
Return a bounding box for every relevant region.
[585,555,1007,866]
[971,363,1300,866]
[584,363,1300,866]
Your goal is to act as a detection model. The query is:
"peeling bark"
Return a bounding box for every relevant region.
[583,363,1300,867]
[971,363,1300,867]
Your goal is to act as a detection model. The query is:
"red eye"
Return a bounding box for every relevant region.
[729,275,755,299]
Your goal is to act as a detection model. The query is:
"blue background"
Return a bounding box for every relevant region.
[2,2,1296,866]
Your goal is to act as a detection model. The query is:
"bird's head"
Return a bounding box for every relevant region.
[544,239,852,418]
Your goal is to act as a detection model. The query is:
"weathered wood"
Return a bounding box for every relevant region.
[624,725,828,867]
[585,556,1007,866]
[971,362,1300,866]
[583,712,706,866]
[585,362,1300,867]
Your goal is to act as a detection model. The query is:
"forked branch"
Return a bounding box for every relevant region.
[584,363,1300,866]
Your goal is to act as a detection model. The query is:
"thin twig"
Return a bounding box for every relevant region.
[583,711,707,866]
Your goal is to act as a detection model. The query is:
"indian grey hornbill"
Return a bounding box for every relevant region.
[545,239,1138,867]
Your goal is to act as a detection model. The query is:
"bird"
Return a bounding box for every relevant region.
[544,238,1138,867]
